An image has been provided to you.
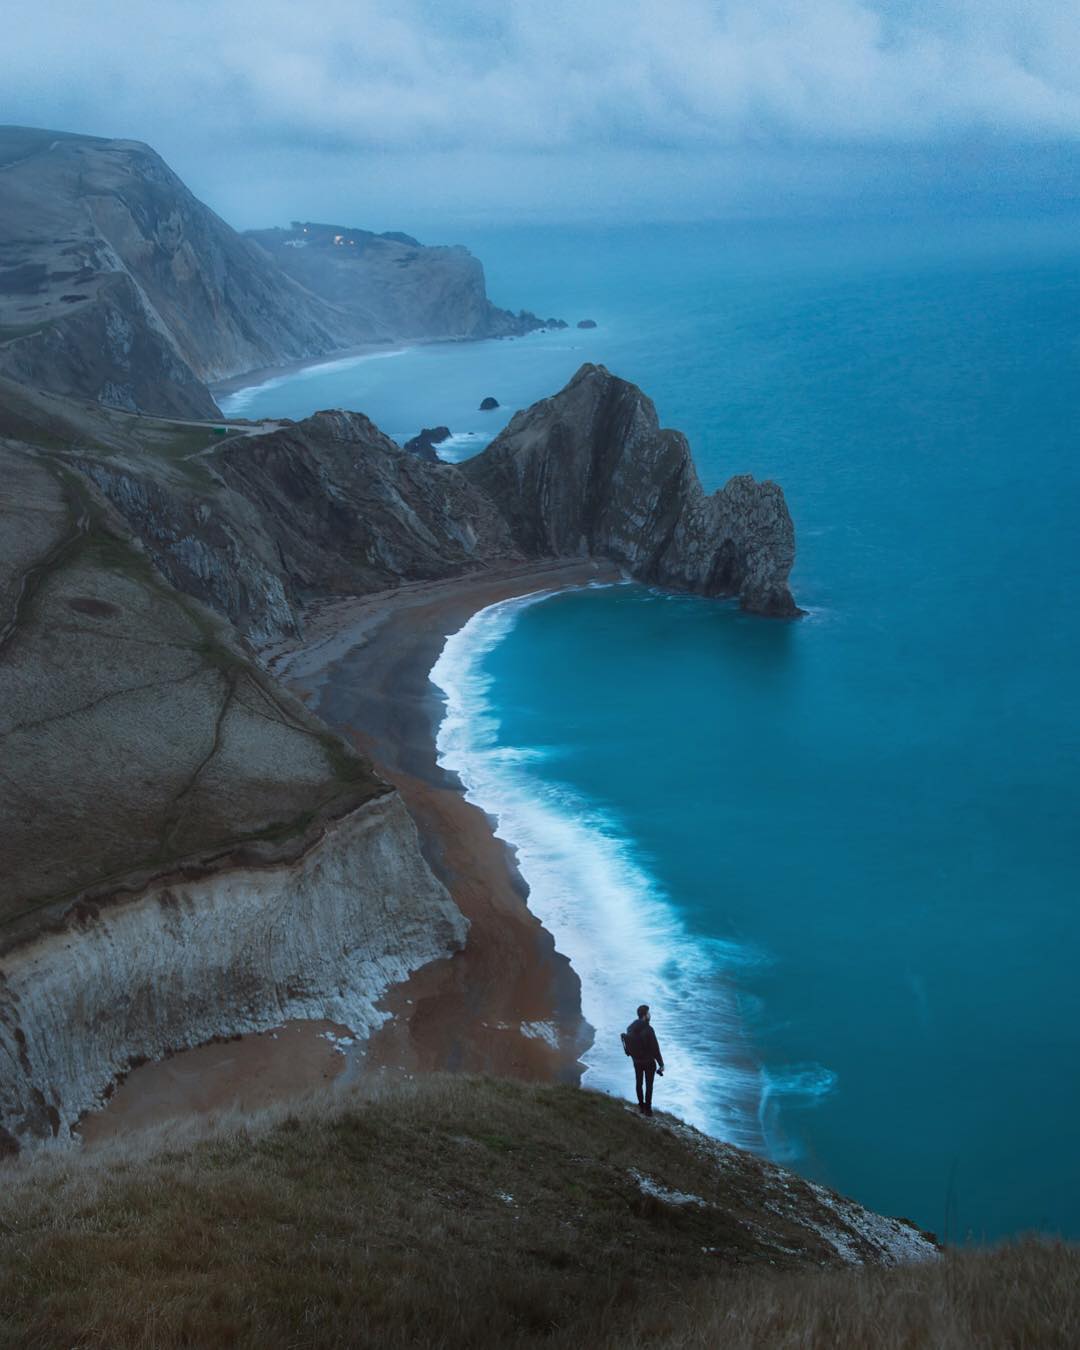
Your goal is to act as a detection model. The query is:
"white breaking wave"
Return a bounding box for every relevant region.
[386,430,495,463]
[432,431,494,462]
[430,589,770,1149]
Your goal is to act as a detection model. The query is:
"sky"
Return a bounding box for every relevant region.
[4,0,1079,231]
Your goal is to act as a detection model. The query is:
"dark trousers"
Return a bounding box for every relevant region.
[634,1060,656,1108]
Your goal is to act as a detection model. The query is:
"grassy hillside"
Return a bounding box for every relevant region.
[0,1076,1074,1348]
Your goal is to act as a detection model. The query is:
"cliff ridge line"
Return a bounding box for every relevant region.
[0,124,551,419]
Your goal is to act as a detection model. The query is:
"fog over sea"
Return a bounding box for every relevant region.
[223,216,1080,1242]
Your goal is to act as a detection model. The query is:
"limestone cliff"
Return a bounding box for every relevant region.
[0,440,466,1151]
[0,127,354,417]
[0,793,465,1152]
[71,407,518,643]
[248,222,558,340]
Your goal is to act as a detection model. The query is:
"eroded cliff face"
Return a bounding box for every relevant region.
[462,364,800,616]
[0,793,466,1151]
[73,369,798,646]
[0,270,221,419]
[75,409,519,643]
[0,128,354,416]
[0,126,555,418]
[0,439,467,1152]
[249,223,557,340]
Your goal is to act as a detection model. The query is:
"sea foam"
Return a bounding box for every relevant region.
[430,590,769,1149]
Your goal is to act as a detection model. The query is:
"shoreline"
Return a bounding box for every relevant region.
[428,590,769,1148]
[81,560,621,1143]
[211,341,408,401]
[210,330,537,404]
[280,561,624,1083]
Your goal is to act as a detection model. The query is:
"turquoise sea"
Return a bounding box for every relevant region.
[223,216,1080,1242]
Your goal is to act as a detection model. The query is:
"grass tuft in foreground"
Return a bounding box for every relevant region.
[0,1075,1074,1348]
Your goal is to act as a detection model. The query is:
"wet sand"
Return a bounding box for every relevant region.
[85,560,618,1142]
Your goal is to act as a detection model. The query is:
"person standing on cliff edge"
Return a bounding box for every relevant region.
[622,1004,664,1116]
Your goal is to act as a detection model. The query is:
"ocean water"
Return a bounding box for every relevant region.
[226,216,1080,1242]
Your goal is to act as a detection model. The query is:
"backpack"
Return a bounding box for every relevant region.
[621,1020,648,1059]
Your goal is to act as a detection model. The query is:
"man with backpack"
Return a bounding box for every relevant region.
[621,1004,664,1115]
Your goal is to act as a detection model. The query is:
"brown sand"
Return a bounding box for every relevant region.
[79,1021,352,1146]
[283,560,622,1083]
[85,560,619,1142]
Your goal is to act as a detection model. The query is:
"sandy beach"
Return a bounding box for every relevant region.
[286,561,623,1081]
[209,342,407,400]
[83,559,620,1143]
[210,331,520,404]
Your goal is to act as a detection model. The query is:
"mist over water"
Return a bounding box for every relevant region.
[233,215,1080,1242]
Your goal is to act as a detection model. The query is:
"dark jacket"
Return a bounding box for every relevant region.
[624,1017,663,1068]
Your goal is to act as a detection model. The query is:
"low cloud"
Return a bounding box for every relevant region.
[4,0,1079,223]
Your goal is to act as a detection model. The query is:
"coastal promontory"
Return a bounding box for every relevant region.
[463,364,800,617]
[0,127,552,420]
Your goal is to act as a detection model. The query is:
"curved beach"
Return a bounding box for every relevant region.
[280,561,622,1083]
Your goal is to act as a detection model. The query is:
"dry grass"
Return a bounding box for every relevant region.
[0,1076,1074,1349]
[621,1241,1080,1349]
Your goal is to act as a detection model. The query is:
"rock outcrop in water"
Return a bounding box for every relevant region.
[403,426,452,461]
[464,365,800,617]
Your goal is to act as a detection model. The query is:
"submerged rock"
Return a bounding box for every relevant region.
[577,318,598,329]
[402,425,452,461]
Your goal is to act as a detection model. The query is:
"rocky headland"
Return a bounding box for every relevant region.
[248,222,559,342]
[463,364,799,617]
[0,127,554,421]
